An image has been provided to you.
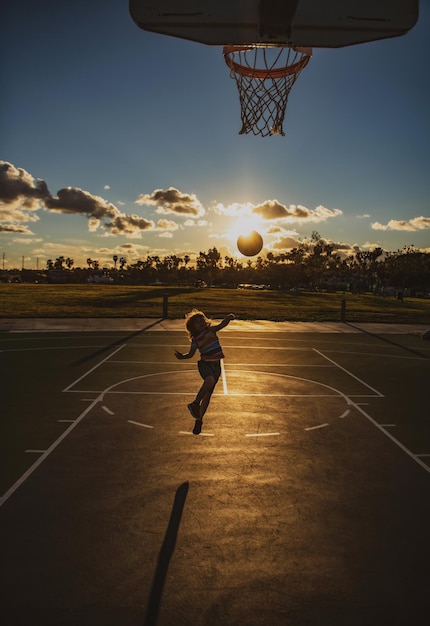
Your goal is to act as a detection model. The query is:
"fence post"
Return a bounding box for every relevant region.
[162,293,169,319]
[341,298,346,322]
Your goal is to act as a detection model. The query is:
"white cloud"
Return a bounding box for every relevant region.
[12,237,43,244]
[156,219,178,231]
[372,216,430,231]
[136,187,205,217]
[215,199,342,223]
[213,202,255,217]
[0,161,157,238]
[0,223,34,234]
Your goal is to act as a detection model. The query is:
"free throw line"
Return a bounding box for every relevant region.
[221,359,228,395]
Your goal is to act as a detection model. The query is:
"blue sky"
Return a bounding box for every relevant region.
[1,0,429,270]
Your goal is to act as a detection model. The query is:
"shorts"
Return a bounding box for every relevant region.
[198,359,221,384]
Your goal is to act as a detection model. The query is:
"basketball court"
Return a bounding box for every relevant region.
[1,5,425,622]
[1,320,429,625]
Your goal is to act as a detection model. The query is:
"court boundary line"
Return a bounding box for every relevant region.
[313,349,385,397]
[3,332,428,506]
[1,343,128,506]
[0,395,102,508]
[110,360,334,367]
[91,369,367,406]
[313,349,430,474]
[351,401,430,475]
[63,344,126,391]
[92,367,430,473]
[88,391,378,397]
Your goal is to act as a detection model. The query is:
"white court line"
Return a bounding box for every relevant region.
[226,363,333,368]
[351,402,430,475]
[0,345,107,354]
[1,396,101,508]
[57,419,75,423]
[66,360,428,476]
[313,349,385,397]
[179,431,214,437]
[102,405,114,415]
[65,366,380,400]
[221,359,228,395]
[223,345,315,350]
[381,424,396,427]
[339,410,350,419]
[416,454,430,458]
[110,360,333,368]
[25,450,46,454]
[322,349,429,362]
[62,344,126,392]
[95,390,370,398]
[305,423,329,431]
[118,343,314,350]
[245,432,280,437]
[128,420,154,429]
[304,353,429,474]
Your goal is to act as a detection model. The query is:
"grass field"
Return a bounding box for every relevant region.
[1,284,429,323]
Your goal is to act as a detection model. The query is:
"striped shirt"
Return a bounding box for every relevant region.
[191,326,224,361]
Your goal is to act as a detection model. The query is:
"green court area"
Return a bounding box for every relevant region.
[1,326,429,625]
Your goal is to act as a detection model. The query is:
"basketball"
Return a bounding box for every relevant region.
[237,231,263,257]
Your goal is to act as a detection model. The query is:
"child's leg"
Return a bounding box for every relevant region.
[195,375,215,406]
[192,362,221,424]
[199,388,214,419]
[191,379,214,433]
[189,375,215,421]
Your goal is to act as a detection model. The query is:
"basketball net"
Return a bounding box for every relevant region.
[223,45,312,137]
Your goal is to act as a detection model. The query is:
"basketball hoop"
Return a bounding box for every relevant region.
[223,45,312,137]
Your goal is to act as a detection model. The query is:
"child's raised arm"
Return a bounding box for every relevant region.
[213,313,235,332]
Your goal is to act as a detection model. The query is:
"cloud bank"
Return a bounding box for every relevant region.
[0,161,162,238]
[215,199,343,223]
[2,160,428,266]
[372,217,430,232]
[136,187,205,218]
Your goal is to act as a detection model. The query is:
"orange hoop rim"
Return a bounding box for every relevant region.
[223,45,312,80]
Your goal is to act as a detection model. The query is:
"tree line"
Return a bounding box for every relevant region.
[4,234,430,295]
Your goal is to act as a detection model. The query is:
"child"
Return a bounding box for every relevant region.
[175,309,235,434]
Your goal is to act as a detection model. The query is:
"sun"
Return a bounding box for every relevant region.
[225,215,265,256]
[227,215,263,242]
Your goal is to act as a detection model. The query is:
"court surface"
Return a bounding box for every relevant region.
[1,320,430,625]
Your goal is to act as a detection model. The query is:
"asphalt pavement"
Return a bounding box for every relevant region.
[1,317,429,334]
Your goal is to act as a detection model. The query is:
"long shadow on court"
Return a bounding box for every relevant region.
[71,319,164,367]
[345,322,430,359]
[143,481,189,626]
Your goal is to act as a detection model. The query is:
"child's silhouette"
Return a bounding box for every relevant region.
[175,309,235,434]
